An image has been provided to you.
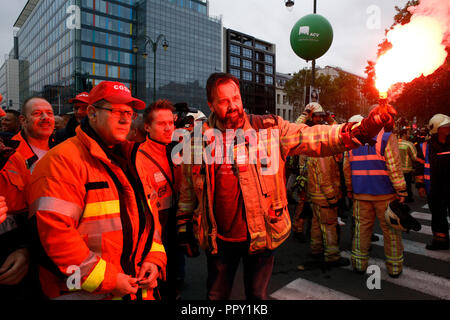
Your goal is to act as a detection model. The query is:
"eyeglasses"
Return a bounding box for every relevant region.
[94,105,137,120]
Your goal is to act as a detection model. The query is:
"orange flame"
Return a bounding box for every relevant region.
[375,11,448,97]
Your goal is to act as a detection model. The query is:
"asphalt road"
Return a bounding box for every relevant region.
[179,189,450,301]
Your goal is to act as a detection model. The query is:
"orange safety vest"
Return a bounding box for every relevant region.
[27,126,166,300]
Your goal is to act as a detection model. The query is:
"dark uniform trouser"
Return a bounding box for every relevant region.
[310,203,340,262]
[351,199,404,275]
[428,194,450,241]
[206,239,274,300]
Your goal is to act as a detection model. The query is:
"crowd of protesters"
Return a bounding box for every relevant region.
[0,72,447,301]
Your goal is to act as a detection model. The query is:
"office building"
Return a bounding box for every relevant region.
[12,0,222,114]
[275,72,293,122]
[223,28,276,115]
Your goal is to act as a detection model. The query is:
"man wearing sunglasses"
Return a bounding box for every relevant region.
[27,81,166,300]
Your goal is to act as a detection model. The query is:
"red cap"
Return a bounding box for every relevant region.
[68,92,90,104]
[88,81,146,110]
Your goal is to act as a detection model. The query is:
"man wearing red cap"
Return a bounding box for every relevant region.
[27,81,166,300]
[52,92,90,146]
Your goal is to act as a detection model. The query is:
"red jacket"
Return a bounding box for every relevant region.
[27,126,166,300]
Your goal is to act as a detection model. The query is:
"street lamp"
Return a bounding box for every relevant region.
[133,34,168,102]
[285,0,295,11]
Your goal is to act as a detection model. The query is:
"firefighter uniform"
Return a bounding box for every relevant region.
[415,137,450,249]
[344,129,407,276]
[398,138,417,201]
[307,155,342,262]
[27,124,167,300]
[136,137,183,299]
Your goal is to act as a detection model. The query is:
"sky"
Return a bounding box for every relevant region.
[0,0,410,78]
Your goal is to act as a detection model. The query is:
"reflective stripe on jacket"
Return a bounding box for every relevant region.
[421,142,431,194]
[349,131,395,195]
[398,139,417,173]
[307,155,341,205]
[27,126,166,300]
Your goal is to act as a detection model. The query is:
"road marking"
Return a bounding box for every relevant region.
[411,211,450,223]
[341,251,450,299]
[373,233,450,262]
[270,278,358,300]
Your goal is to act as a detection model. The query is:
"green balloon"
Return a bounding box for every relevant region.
[290,14,333,61]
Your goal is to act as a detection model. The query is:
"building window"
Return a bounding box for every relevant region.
[230,68,240,79]
[242,48,252,59]
[265,76,273,85]
[283,109,286,119]
[242,71,252,81]
[265,65,273,74]
[283,95,287,105]
[230,44,240,55]
[230,56,240,67]
[277,94,280,104]
[288,110,292,121]
[265,55,273,64]
[242,59,252,70]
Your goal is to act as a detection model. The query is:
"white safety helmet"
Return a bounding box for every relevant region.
[428,114,450,135]
[348,114,364,123]
[305,102,326,116]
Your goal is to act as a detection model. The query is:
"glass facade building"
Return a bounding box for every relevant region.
[15,0,76,111]
[225,29,276,115]
[135,0,222,113]
[79,0,136,93]
[13,0,222,114]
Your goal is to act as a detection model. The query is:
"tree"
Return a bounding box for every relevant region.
[285,68,362,121]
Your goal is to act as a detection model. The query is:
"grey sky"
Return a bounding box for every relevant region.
[0,1,409,77]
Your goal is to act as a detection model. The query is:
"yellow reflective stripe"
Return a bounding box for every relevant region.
[150,242,166,253]
[142,289,148,299]
[83,200,120,218]
[81,259,107,293]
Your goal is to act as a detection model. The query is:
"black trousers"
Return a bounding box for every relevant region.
[206,239,274,300]
[428,194,450,238]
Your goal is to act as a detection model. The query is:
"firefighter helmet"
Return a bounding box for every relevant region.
[428,114,450,135]
[385,200,421,232]
[348,114,364,123]
[305,102,326,116]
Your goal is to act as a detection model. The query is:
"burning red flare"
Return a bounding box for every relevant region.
[375,0,449,98]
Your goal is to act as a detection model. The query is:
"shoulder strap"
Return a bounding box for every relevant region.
[138,149,176,195]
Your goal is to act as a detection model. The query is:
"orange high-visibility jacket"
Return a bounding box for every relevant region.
[27,126,166,300]
[0,151,30,247]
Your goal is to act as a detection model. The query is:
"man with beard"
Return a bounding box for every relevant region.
[176,73,397,300]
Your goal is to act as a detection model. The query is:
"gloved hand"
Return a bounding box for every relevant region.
[177,222,200,257]
[348,104,397,146]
